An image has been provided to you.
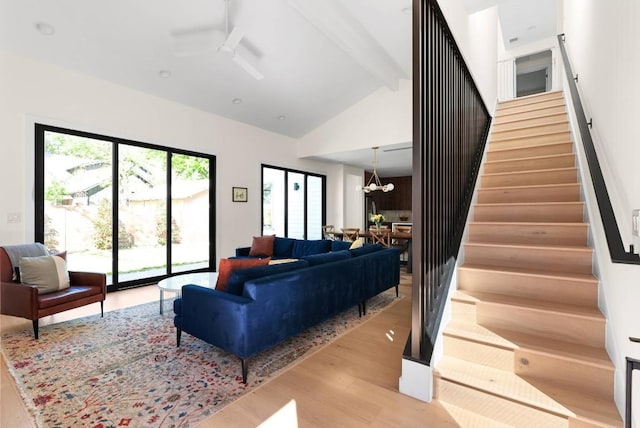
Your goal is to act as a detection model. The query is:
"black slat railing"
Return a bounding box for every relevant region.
[558,34,640,265]
[406,0,491,362]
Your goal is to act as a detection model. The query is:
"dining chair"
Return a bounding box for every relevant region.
[369,228,391,247]
[322,225,338,241]
[340,228,360,242]
[392,226,412,262]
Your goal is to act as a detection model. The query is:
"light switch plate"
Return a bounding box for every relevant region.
[633,209,640,237]
[7,213,21,224]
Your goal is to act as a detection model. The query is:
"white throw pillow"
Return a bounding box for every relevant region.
[19,255,70,294]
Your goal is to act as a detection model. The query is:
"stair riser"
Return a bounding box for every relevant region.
[477,185,581,204]
[452,300,476,323]
[464,244,593,275]
[444,335,514,371]
[484,154,575,174]
[468,223,588,246]
[481,169,578,188]
[494,105,567,125]
[492,114,568,133]
[492,123,569,141]
[458,268,598,307]
[487,142,573,161]
[435,377,568,427]
[476,303,605,348]
[490,132,572,149]
[497,92,565,110]
[515,349,614,399]
[474,204,584,223]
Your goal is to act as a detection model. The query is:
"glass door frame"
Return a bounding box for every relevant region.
[34,123,216,292]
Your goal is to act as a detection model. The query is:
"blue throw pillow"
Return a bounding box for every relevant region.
[350,243,383,257]
[303,250,352,266]
[291,239,331,258]
[273,237,297,258]
[226,260,310,295]
[331,240,352,252]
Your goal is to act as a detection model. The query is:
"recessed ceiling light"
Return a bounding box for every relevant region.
[278,115,286,121]
[509,37,519,44]
[232,98,242,104]
[158,70,171,78]
[35,22,55,36]
[527,25,537,31]
[401,6,411,15]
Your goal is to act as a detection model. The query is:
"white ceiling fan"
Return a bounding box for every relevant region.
[218,0,264,80]
[172,0,264,80]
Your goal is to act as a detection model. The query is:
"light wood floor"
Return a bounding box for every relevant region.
[1,272,461,427]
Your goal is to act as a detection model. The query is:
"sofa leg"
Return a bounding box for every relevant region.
[241,358,248,384]
[362,300,367,316]
[100,301,104,317]
[395,284,399,298]
[176,328,182,347]
[32,319,39,340]
[358,303,362,317]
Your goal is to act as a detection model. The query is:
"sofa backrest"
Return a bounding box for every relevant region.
[330,240,352,252]
[226,259,310,295]
[273,237,297,258]
[290,239,332,258]
[302,250,352,266]
[349,243,384,257]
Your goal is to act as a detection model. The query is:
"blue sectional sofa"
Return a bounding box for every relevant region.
[173,238,400,383]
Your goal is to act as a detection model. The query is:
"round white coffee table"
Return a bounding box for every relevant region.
[157,272,218,314]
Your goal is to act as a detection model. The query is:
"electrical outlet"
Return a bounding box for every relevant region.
[7,213,21,224]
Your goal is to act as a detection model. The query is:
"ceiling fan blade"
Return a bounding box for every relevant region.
[223,26,244,50]
[232,53,264,80]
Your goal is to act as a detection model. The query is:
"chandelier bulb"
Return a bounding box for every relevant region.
[386,183,394,191]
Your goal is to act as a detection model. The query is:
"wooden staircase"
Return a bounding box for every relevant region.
[434,91,623,427]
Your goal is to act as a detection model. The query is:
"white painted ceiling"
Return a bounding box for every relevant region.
[0,0,557,177]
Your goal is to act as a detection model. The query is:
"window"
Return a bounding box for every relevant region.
[261,165,325,239]
[35,124,215,291]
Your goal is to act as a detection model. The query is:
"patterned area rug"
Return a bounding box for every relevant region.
[1,292,397,428]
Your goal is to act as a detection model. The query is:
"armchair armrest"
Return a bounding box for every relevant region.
[69,271,106,288]
[235,247,251,257]
[0,280,38,319]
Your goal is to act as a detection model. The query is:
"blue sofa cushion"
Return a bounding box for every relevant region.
[350,243,384,257]
[273,237,297,258]
[302,250,352,266]
[226,260,310,295]
[291,239,331,258]
[330,240,352,252]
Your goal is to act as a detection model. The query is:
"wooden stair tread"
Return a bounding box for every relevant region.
[482,166,576,178]
[491,130,570,143]
[469,221,586,227]
[477,182,579,192]
[484,153,574,165]
[458,263,597,284]
[489,140,572,153]
[497,91,564,108]
[494,110,567,125]
[444,320,613,369]
[437,401,514,428]
[453,290,604,319]
[465,241,592,253]
[436,357,622,426]
[475,201,583,208]
[492,119,569,134]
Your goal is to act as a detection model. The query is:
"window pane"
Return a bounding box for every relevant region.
[263,168,285,236]
[171,154,210,273]
[287,172,305,239]
[43,131,113,283]
[307,176,323,240]
[118,145,167,281]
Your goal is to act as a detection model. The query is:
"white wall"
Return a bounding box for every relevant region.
[437,0,498,113]
[562,0,640,423]
[0,49,340,265]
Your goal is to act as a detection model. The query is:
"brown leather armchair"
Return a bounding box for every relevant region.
[0,246,106,339]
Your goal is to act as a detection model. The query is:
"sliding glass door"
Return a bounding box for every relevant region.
[261,164,325,239]
[35,124,215,291]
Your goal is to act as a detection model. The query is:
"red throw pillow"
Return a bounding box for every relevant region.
[249,235,275,257]
[215,257,271,291]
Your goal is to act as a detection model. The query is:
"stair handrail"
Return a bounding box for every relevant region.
[557,34,640,265]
